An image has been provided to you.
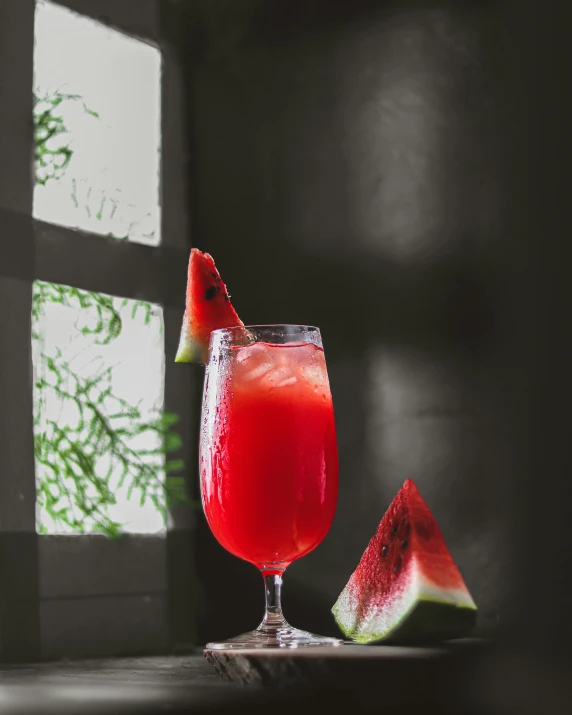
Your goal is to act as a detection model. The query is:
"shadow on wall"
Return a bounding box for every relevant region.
[184,0,510,644]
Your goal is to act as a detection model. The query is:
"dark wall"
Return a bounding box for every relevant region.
[176,0,572,666]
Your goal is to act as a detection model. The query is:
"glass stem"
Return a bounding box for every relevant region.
[260,572,289,630]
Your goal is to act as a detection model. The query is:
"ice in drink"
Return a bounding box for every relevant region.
[200,340,338,570]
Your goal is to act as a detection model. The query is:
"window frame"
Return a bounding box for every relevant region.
[0,0,198,661]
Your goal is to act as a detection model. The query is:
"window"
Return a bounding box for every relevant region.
[0,0,196,661]
[32,282,168,536]
[33,1,162,244]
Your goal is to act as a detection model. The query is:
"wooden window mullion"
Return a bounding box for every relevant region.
[0,0,41,662]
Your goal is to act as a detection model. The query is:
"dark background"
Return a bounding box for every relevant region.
[174,0,572,699]
[170,0,528,643]
[1,0,571,710]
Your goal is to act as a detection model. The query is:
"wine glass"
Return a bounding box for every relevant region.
[200,325,343,648]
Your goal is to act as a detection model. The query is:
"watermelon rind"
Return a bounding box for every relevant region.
[332,559,477,645]
[380,599,477,644]
[333,594,477,645]
[175,319,203,364]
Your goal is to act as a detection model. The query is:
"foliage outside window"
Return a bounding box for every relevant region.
[33,92,189,538]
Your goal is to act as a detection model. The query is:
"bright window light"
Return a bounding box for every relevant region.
[33,0,162,245]
[32,281,172,535]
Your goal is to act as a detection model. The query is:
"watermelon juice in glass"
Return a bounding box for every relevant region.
[200,324,343,648]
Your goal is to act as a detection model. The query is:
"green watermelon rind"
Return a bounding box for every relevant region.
[175,329,203,364]
[332,595,477,645]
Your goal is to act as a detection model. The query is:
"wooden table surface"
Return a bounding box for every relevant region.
[0,653,237,714]
[0,641,491,714]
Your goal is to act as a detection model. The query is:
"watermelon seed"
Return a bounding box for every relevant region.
[205,286,220,300]
[394,556,402,572]
[391,525,398,536]
[401,539,408,549]
[381,546,388,558]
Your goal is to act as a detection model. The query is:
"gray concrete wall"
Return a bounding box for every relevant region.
[184,0,513,642]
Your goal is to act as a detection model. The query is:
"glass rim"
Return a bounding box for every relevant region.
[210,324,320,336]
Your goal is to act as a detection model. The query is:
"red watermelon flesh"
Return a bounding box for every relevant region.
[175,249,244,364]
[332,479,477,643]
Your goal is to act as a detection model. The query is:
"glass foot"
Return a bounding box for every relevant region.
[206,624,344,650]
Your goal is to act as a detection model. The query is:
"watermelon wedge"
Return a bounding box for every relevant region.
[175,248,244,364]
[332,479,477,644]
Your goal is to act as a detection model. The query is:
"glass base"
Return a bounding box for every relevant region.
[206,624,345,650]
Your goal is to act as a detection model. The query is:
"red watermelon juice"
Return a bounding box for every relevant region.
[200,341,338,575]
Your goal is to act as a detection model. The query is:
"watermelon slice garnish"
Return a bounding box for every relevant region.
[175,248,244,364]
[332,479,477,644]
